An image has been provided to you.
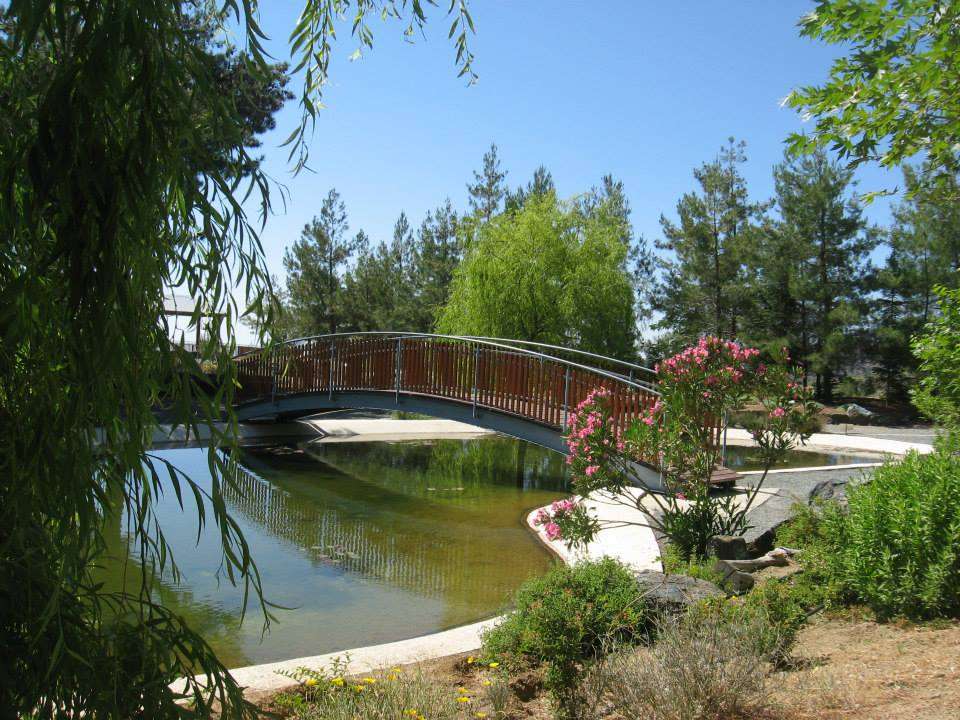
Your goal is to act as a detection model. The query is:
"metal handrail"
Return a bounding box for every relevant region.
[235,331,661,395]
[458,335,656,376]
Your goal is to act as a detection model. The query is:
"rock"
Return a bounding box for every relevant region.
[634,570,724,614]
[810,478,850,510]
[720,548,791,573]
[706,535,749,560]
[711,559,756,595]
[745,527,777,557]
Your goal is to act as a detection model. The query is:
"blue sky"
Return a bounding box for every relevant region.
[248,1,898,286]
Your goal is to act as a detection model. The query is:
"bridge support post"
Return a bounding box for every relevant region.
[328,340,335,400]
[561,366,571,429]
[395,337,402,404]
[472,346,480,417]
[270,353,276,405]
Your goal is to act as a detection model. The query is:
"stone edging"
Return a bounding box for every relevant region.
[212,617,501,702]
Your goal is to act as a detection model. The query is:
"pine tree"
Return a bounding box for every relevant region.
[282,188,362,335]
[413,200,461,330]
[504,165,555,212]
[772,150,876,400]
[654,139,765,346]
[467,143,507,221]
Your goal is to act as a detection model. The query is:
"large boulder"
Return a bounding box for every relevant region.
[634,570,724,615]
[711,559,756,595]
[809,477,851,510]
[706,535,749,560]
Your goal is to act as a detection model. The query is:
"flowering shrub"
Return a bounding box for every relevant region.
[532,498,598,543]
[557,337,818,560]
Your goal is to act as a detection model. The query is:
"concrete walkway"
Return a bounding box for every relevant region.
[301,416,494,443]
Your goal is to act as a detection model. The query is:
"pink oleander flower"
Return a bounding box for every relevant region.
[770,406,786,418]
[534,509,550,525]
[585,465,598,477]
[544,522,561,541]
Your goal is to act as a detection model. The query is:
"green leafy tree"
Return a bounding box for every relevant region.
[283,189,364,335]
[766,150,877,400]
[912,285,960,429]
[0,0,475,716]
[654,139,767,345]
[875,165,960,398]
[786,0,960,196]
[437,193,637,357]
[466,142,508,222]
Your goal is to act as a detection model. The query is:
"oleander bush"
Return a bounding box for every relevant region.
[482,558,652,717]
[818,450,960,620]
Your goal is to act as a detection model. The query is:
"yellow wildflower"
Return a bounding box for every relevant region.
[352,684,365,692]
[363,677,377,684]
[456,696,471,703]
[475,714,488,719]
[304,677,319,687]
[488,662,499,668]
[331,677,345,687]
[457,686,468,695]
[404,710,418,717]
[466,656,475,664]
[481,679,492,687]
[388,673,400,681]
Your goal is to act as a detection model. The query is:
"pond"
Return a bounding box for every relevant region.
[103,437,569,669]
[102,433,883,669]
[723,444,885,471]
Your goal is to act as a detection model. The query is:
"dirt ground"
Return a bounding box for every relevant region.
[266,614,960,719]
[408,615,960,720]
[770,614,960,720]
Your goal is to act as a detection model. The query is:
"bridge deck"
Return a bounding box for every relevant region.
[233,333,726,490]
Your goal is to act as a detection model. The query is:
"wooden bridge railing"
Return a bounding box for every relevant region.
[234,332,662,440]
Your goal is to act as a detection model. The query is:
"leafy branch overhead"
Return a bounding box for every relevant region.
[0,1,474,717]
[786,0,960,197]
[285,0,477,173]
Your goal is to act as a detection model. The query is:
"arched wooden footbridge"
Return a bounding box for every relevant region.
[233,332,723,489]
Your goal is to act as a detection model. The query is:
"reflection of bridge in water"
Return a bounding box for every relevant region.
[222,449,561,613]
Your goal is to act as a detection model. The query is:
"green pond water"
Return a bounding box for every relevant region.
[104,437,569,668]
[101,435,880,669]
[723,445,883,471]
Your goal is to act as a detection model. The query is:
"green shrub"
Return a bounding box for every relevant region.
[912,285,960,429]
[659,544,726,585]
[482,558,652,717]
[775,502,829,549]
[687,576,812,668]
[820,450,960,620]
